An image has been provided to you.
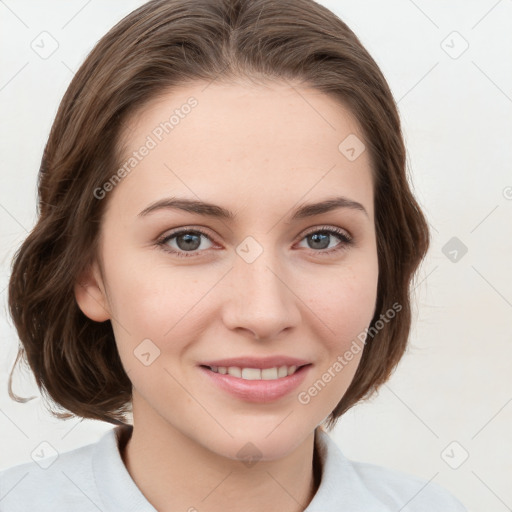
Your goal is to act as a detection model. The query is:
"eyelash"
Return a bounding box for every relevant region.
[156,225,353,259]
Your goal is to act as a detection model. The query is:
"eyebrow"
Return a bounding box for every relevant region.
[137,196,369,221]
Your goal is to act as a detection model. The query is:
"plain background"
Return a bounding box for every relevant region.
[1,1,511,510]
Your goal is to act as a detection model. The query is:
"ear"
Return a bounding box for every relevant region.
[74,260,111,322]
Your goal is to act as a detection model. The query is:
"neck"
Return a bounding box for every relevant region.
[120,413,322,512]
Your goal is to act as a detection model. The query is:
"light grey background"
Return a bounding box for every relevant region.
[1,1,511,511]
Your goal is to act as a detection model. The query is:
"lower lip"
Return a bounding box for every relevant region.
[199,365,311,403]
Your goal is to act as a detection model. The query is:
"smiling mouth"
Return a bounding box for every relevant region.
[201,364,310,381]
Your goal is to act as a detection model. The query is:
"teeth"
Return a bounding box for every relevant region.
[209,365,300,380]
[227,367,241,378]
[241,368,261,380]
[278,366,288,378]
[261,367,278,380]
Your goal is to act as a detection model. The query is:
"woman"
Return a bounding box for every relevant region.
[1,0,467,510]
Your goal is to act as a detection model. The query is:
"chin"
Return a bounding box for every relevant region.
[199,421,317,464]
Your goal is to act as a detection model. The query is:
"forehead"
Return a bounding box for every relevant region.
[111,80,375,222]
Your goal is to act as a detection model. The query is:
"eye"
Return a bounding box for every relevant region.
[296,226,353,256]
[156,225,353,258]
[157,228,214,258]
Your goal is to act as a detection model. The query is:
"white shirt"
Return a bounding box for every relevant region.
[0,424,467,511]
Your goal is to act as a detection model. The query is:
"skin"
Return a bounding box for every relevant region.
[75,80,379,512]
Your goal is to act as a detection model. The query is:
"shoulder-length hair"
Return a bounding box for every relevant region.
[8,0,429,429]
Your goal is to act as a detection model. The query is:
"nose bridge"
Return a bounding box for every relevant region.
[223,235,300,338]
[236,236,288,304]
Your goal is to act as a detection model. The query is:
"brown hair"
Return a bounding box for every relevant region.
[7,0,429,429]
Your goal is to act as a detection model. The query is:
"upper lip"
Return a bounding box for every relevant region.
[199,356,311,369]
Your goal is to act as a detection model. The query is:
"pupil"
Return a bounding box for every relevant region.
[178,233,200,251]
[309,233,329,250]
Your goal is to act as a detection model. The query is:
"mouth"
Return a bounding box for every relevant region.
[200,364,308,380]
[198,358,312,402]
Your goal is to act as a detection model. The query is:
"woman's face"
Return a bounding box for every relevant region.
[78,80,378,460]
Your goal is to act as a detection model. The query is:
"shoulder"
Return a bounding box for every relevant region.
[312,429,467,511]
[350,459,467,511]
[0,433,108,512]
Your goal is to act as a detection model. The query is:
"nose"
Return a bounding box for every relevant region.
[221,248,301,341]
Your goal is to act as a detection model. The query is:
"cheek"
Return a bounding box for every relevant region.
[103,240,189,321]
[295,262,376,414]
[300,257,379,346]
[103,251,218,351]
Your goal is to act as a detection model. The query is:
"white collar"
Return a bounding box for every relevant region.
[92,424,388,511]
